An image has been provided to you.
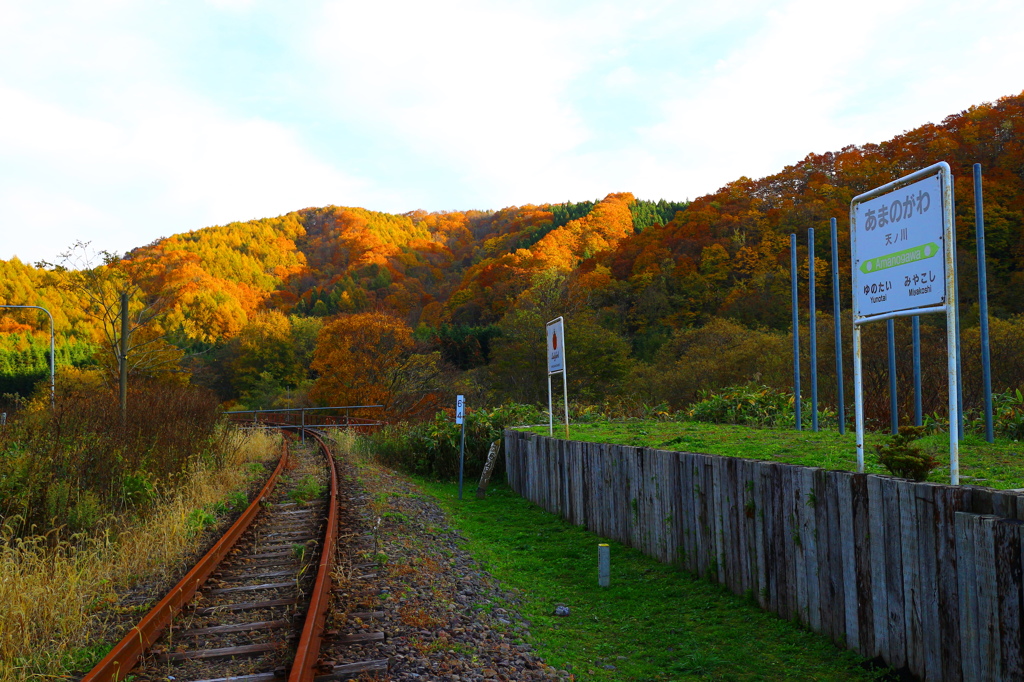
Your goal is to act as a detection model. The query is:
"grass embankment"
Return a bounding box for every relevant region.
[417,478,888,681]
[0,428,281,681]
[524,421,1024,489]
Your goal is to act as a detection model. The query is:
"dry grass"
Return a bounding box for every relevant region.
[0,427,282,681]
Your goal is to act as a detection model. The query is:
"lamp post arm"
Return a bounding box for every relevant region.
[0,305,55,408]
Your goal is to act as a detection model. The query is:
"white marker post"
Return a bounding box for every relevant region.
[546,317,570,439]
[850,162,960,483]
[456,394,466,499]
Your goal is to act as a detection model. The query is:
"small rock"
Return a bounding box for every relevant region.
[553,605,570,617]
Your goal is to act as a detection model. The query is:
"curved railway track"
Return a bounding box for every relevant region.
[81,426,384,682]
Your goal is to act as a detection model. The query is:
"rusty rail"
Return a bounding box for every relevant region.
[289,429,340,682]
[82,442,290,682]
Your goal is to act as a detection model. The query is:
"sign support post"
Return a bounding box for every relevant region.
[850,162,959,483]
[546,317,569,439]
[456,395,466,500]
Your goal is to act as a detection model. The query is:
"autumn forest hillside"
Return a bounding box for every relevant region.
[2,91,1023,423]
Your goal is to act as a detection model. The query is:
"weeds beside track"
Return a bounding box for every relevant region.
[0,428,281,681]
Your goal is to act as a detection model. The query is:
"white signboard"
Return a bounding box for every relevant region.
[852,173,944,319]
[455,395,465,425]
[546,317,565,374]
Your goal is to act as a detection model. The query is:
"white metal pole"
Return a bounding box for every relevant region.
[562,369,570,439]
[853,323,865,473]
[548,374,553,437]
[943,168,960,484]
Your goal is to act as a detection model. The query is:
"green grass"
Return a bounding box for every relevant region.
[523,421,1024,489]
[418,479,891,681]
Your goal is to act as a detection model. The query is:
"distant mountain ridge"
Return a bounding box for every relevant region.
[1,90,1021,397]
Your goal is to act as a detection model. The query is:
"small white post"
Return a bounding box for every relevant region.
[598,544,610,587]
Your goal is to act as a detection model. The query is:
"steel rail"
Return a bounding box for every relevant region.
[289,428,340,682]
[82,442,290,682]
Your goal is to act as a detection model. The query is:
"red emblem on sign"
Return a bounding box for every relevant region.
[552,333,558,350]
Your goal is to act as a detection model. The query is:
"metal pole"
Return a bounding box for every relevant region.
[809,228,818,432]
[548,374,554,437]
[830,218,845,434]
[913,316,922,426]
[853,323,864,473]
[943,167,960,484]
[791,234,801,430]
[562,369,570,440]
[952,180,964,440]
[974,163,994,442]
[887,318,898,435]
[119,291,129,420]
[301,408,306,444]
[457,417,466,500]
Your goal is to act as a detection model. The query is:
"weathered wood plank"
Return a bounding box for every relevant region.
[868,474,888,659]
[752,459,768,608]
[157,642,278,662]
[880,477,906,670]
[935,485,968,682]
[678,452,694,573]
[799,467,821,634]
[814,468,833,640]
[710,455,724,584]
[836,471,859,652]
[722,457,738,592]
[698,454,714,579]
[781,465,799,620]
[955,511,980,682]
[827,471,847,641]
[792,465,808,627]
[996,518,1024,681]
[762,462,779,614]
[913,483,941,682]
[897,480,923,677]
[850,473,874,658]
[976,515,1001,681]
[314,659,390,681]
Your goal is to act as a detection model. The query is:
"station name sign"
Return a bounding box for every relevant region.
[852,173,945,319]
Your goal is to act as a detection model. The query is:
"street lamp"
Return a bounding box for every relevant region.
[0,305,55,408]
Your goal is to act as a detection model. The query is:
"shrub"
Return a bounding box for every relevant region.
[686,384,835,429]
[0,381,221,537]
[357,402,543,480]
[874,426,940,481]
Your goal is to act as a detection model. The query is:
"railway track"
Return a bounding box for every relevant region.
[81,427,388,682]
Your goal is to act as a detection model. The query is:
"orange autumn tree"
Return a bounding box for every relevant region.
[309,311,442,420]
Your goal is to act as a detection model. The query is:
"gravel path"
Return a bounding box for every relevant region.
[326,452,572,682]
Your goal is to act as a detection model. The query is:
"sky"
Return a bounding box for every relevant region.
[2,0,1022,265]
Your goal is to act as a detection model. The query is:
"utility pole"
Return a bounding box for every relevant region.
[119,291,129,420]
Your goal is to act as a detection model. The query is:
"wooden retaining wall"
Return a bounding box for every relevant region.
[504,429,1024,681]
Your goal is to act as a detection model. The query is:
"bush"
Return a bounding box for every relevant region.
[358,402,543,480]
[0,381,221,537]
[873,426,940,481]
[686,384,835,429]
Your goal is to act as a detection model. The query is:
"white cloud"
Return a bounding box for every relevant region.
[635,0,1024,197]
[2,0,1023,265]
[0,84,371,262]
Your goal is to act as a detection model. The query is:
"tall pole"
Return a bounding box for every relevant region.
[791,234,801,430]
[887,318,898,435]
[913,316,922,426]
[974,164,994,442]
[830,218,844,434]
[808,228,818,432]
[120,291,129,420]
[0,305,55,408]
